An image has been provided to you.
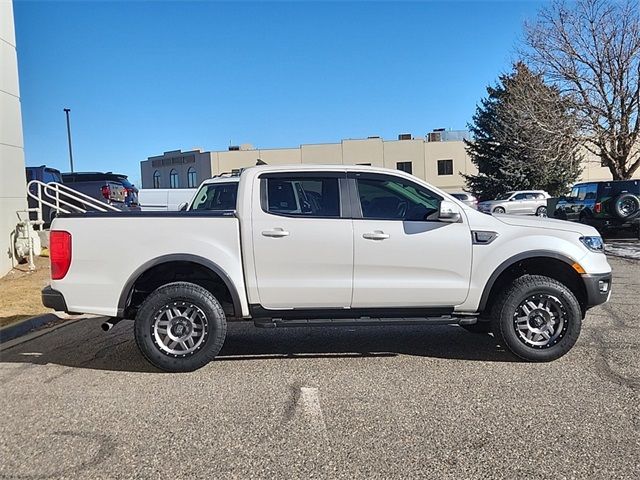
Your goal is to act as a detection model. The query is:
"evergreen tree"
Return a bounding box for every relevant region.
[464,63,582,201]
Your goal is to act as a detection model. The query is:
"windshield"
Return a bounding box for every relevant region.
[495,191,514,200]
[190,182,238,210]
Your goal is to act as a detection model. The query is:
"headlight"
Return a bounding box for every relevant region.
[580,236,604,252]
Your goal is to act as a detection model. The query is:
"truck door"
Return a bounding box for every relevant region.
[349,172,472,307]
[251,172,353,309]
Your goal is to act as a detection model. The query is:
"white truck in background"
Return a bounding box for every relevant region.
[43,165,612,372]
[138,188,197,211]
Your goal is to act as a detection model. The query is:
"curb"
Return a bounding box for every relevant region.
[0,313,71,344]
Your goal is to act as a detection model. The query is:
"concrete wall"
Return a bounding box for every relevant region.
[0,0,26,276]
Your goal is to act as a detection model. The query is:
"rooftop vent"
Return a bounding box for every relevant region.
[398,133,412,140]
[228,145,240,151]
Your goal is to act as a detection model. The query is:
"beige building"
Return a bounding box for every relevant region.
[0,0,26,276]
[141,131,639,193]
[141,131,480,192]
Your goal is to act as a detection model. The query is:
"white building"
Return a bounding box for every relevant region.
[0,0,27,276]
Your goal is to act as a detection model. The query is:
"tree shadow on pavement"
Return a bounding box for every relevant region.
[0,316,518,373]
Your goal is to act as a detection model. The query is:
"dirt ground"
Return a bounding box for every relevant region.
[0,256,52,327]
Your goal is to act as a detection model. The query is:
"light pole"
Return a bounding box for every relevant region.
[63,108,74,172]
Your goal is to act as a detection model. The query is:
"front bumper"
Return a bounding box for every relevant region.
[582,273,612,308]
[42,286,69,312]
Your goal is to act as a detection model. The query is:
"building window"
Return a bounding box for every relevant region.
[153,170,161,188]
[170,169,179,188]
[437,159,453,176]
[187,167,197,188]
[396,162,413,174]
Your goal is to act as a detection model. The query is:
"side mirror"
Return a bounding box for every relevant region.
[178,202,188,211]
[509,197,515,201]
[439,200,462,223]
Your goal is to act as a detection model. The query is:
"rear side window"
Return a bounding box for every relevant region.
[514,193,527,200]
[262,176,340,217]
[43,169,61,183]
[191,183,238,210]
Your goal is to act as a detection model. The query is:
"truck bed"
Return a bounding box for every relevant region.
[50,211,246,317]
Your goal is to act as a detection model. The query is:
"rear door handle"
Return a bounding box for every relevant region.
[262,228,290,238]
[363,231,390,240]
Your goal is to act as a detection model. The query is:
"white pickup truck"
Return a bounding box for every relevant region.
[43,165,612,372]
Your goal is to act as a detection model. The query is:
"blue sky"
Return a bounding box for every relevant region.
[14,0,543,185]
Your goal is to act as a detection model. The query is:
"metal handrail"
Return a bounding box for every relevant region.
[26,180,121,229]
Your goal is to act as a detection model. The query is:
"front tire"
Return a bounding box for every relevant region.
[491,275,582,362]
[493,206,506,214]
[134,282,227,372]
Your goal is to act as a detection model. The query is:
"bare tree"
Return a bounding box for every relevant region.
[524,0,640,179]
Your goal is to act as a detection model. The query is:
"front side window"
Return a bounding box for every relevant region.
[263,176,340,217]
[187,167,197,188]
[153,170,161,188]
[356,176,441,221]
[191,182,238,210]
[169,169,179,189]
[437,159,453,176]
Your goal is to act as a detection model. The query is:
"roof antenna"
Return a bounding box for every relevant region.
[256,158,267,166]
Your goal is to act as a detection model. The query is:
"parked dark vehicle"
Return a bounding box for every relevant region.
[25,165,64,227]
[62,172,140,210]
[553,180,640,234]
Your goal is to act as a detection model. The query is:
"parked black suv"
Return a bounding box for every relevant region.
[553,180,640,234]
[25,165,64,227]
[62,172,140,209]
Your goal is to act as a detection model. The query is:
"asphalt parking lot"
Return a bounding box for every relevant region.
[1,256,638,479]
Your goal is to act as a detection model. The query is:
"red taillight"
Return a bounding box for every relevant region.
[50,230,72,280]
[101,185,111,200]
[594,202,602,214]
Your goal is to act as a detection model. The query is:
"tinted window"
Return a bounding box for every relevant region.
[576,186,587,201]
[264,176,340,217]
[584,184,597,200]
[396,162,412,174]
[356,176,441,221]
[437,159,453,176]
[514,193,527,200]
[43,169,61,183]
[191,183,238,210]
[451,193,467,201]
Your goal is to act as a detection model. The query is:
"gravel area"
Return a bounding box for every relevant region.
[0,256,638,479]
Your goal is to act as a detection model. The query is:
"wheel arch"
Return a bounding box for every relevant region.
[478,250,588,316]
[117,254,242,319]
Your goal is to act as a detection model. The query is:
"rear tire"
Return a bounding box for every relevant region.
[535,206,547,217]
[491,275,582,362]
[134,282,227,372]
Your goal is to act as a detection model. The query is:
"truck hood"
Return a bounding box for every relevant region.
[494,215,599,236]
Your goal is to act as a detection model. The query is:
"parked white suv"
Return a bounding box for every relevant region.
[478,190,550,216]
[43,165,611,372]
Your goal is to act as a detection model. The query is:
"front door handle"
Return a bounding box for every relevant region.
[262,228,290,238]
[363,231,390,240]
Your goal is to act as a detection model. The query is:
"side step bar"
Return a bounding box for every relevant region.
[254,315,477,328]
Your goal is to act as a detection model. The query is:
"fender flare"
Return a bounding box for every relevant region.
[117,253,243,318]
[477,250,577,312]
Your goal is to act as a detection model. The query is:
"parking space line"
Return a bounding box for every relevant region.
[299,387,329,442]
